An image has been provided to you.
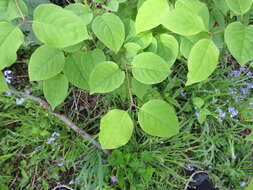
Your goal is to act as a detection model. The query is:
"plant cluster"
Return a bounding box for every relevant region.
[1,0,253,189]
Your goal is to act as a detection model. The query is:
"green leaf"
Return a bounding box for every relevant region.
[65,3,93,25]
[225,22,253,65]
[161,8,206,36]
[225,0,253,15]
[156,34,178,66]
[132,52,170,84]
[197,108,210,124]
[99,109,134,149]
[0,72,9,93]
[0,0,28,21]
[192,97,204,108]
[0,22,24,70]
[28,45,65,81]
[175,0,210,29]
[246,178,253,190]
[64,49,105,90]
[43,74,68,110]
[246,130,253,142]
[186,39,219,86]
[92,13,125,53]
[138,99,179,137]
[127,31,153,49]
[89,61,125,94]
[124,42,141,58]
[33,4,89,48]
[135,0,170,34]
[131,78,150,100]
[180,32,210,58]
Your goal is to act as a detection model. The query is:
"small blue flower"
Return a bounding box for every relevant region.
[228,107,239,118]
[195,112,200,117]
[68,179,74,185]
[248,83,253,89]
[57,162,64,166]
[207,164,213,169]
[4,70,11,76]
[217,108,226,118]
[228,88,237,94]
[247,72,253,77]
[231,154,237,159]
[240,87,249,95]
[4,91,12,96]
[187,164,194,171]
[24,89,31,95]
[180,90,186,97]
[239,66,246,73]
[111,176,118,183]
[16,98,25,105]
[47,137,56,144]
[230,70,241,77]
[239,181,246,187]
[52,132,60,137]
[215,89,221,93]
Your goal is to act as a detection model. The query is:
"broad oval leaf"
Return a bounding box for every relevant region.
[175,0,210,29]
[225,22,253,65]
[186,39,219,86]
[225,0,253,15]
[161,8,206,36]
[99,109,134,149]
[180,32,210,58]
[43,74,69,110]
[65,3,93,25]
[33,4,89,48]
[0,0,28,21]
[156,34,179,66]
[0,22,24,70]
[135,0,170,34]
[138,99,179,137]
[28,45,65,81]
[89,61,125,93]
[64,49,105,89]
[132,52,170,84]
[92,13,125,53]
[0,72,9,93]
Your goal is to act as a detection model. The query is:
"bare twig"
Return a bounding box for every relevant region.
[53,185,73,190]
[184,171,205,190]
[9,89,111,155]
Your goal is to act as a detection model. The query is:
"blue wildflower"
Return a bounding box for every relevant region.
[24,89,31,95]
[217,108,226,118]
[248,84,253,89]
[111,176,118,183]
[239,181,246,187]
[4,70,12,84]
[239,66,246,73]
[187,164,194,171]
[180,90,186,97]
[231,154,237,159]
[47,137,56,144]
[215,89,221,93]
[247,72,253,77]
[228,107,239,118]
[16,98,25,105]
[230,70,241,77]
[240,87,249,95]
[195,112,200,117]
[4,91,12,96]
[228,88,237,94]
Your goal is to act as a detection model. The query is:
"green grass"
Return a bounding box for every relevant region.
[1,60,253,190]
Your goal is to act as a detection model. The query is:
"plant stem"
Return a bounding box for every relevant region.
[9,89,111,155]
[15,0,25,20]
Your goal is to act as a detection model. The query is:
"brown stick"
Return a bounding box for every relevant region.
[9,89,111,155]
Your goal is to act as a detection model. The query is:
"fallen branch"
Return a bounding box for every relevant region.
[9,89,111,155]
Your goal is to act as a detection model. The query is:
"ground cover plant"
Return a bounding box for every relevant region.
[1,0,253,189]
